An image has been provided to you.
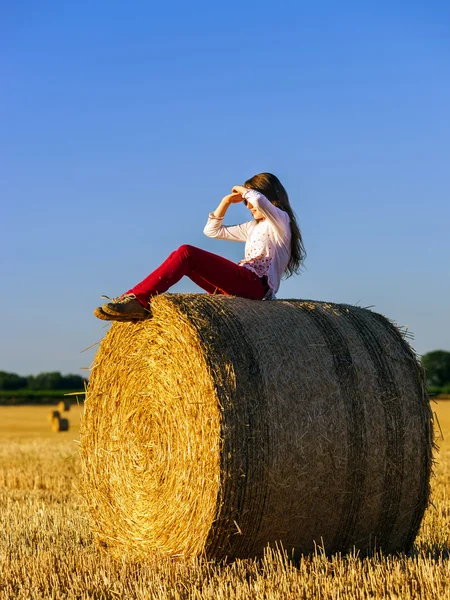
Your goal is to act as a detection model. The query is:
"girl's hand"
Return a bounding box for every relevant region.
[222,192,243,204]
[213,193,242,218]
[232,185,248,196]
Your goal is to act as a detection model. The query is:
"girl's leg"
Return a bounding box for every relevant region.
[127,244,266,305]
[187,272,223,295]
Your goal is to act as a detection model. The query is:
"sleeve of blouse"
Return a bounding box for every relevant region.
[242,189,290,241]
[203,214,253,242]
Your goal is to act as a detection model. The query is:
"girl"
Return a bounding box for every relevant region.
[94,172,306,321]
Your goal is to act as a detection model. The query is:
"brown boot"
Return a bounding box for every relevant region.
[102,294,150,319]
[93,307,134,321]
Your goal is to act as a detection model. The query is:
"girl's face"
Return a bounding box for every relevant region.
[246,201,265,221]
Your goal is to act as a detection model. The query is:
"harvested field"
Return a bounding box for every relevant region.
[0,401,449,598]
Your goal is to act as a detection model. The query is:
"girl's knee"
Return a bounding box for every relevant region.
[177,244,196,256]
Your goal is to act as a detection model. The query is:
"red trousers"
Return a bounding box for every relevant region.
[127,244,267,305]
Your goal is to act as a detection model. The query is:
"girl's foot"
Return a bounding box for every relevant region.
[93,307,136,321]
[102,294,150,319]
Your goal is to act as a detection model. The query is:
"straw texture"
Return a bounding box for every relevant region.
[80,295,433,561]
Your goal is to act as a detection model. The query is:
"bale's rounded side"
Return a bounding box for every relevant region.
[80,295,433,561]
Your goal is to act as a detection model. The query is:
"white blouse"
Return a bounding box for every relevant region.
[203,189,291,298]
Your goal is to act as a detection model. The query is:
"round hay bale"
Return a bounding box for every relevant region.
[80,294,433,561]
[48,409,61,422]
[57,400,70,412]
[51,416,69,432]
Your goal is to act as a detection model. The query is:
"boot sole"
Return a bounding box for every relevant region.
[94,307,140,322]
[102,303,150,319]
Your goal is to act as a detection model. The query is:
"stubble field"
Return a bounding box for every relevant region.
[1,402,450,599]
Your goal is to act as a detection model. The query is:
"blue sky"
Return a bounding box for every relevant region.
[1,1,449,375]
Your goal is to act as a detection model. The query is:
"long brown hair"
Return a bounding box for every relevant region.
[244,172,306,277]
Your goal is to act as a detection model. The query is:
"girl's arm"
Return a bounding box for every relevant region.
[212,194,235,218]
[232,186,290,240]
[204,193,253,241]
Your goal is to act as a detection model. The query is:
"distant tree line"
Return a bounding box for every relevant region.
[1,351,449,396]
[422,351,450,395]
[0,371,88,391]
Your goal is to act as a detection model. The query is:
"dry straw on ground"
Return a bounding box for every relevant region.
[80,294,433,562]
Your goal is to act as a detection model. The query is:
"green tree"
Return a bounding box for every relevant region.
[60,374,87,389]
[27,372,62,390]
[27,372,87,390]
[0,371,27,390]
[422,350,450,387]
[0,371,87,391]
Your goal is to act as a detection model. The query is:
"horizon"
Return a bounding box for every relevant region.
[3,331,450,379]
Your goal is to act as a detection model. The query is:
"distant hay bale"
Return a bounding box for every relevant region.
[48,410,61,422]
[51,416,69,432]
[80,294,433,561]
[57,400,70,412]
